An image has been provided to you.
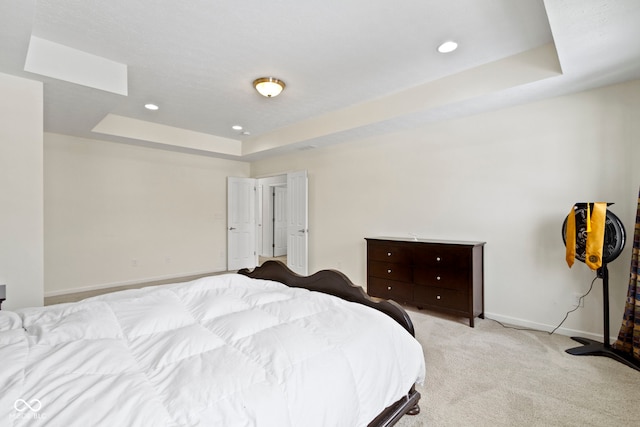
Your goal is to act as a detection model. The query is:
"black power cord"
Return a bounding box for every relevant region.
[489,274,598,335]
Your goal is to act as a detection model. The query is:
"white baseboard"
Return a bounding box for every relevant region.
[484,311,616,343]
[44,268,227,298]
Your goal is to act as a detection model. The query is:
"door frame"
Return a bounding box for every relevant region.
[257,175,287,257]
[227,171,308,273]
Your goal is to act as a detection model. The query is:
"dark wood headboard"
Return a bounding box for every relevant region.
[238,261,415,337]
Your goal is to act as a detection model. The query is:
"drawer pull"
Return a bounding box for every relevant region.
[436,295,441,300]
[387,252,392,256]
[436,257,441,262]
[436,276,441,281]
[387,286,392,291]
[387,269,392,273]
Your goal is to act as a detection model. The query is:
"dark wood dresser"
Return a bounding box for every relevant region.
[366,237,485,327]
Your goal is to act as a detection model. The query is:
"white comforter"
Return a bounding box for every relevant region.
[0,274,425,427]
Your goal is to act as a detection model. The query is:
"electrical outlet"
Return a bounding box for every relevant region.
[572,293,584,308]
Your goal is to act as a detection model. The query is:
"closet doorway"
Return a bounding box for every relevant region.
[258,176,287,262]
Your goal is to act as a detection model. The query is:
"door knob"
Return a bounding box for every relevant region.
[229,227,236,230]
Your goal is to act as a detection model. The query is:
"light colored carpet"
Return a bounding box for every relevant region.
[396,308,639,427]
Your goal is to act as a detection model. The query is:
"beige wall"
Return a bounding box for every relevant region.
[251,80,640,339]
[0,72,44,309]
[10,72,638,339]
[44,134,250,295]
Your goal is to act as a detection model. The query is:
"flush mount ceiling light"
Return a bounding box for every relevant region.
[437,41,458,53]
[144,103,159,110]
[253,77,285,98]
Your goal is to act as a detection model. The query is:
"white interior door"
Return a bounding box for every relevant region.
[287,170,308,275]
[227,177,257,270]
[257,184,264,256]
[260,184,274,256]
[273,186,287,257]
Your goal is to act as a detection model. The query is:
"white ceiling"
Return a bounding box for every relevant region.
[1,0,639,161]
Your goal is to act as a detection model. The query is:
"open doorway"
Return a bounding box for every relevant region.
[227,170,308,275]
[258,175,287,265]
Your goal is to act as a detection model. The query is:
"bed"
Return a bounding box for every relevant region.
[0,261,425,426]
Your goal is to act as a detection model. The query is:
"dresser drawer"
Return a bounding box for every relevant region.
[413,267,469,290]
[367,243,411,263]
[368,260,412,282]
[413,245,470,269]
[368,277,413,302]
[414,286,467,311]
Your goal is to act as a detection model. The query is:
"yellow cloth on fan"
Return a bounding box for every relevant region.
[586,202,607,270]
[565,206,576,268]
[565,202,607,270]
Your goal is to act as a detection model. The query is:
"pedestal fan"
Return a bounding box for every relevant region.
[561,203,640,371]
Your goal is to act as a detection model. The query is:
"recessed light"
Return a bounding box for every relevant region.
[437,41,458,54]
[144,103,159,110]
[241,131,251,136]
[232,125,243,130]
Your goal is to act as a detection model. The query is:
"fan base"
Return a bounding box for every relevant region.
[566,337,640,372]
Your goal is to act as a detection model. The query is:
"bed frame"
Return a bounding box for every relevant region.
[238,260,421,427]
